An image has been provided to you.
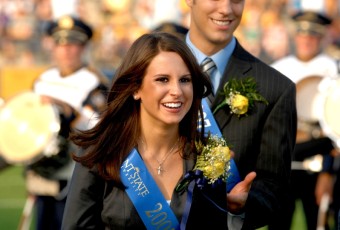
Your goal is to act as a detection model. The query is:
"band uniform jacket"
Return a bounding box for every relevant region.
[211,40,297,229]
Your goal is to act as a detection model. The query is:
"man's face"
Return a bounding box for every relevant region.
[295,33,322,62]
[53,43,84,75]
[186,0,245,55]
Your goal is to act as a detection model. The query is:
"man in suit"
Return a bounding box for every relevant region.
[184,0,297,229]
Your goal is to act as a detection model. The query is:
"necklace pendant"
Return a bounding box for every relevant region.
[157,165,163,175]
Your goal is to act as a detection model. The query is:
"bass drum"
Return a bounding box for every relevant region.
[319,77,340,149]
[292,75,324,172]
[295,75,324,142]
[296,75,324,123]
[0,92,72,178]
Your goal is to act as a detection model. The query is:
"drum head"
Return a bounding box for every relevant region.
[296,76,323,123]
[320,78,340,148]
[0,92,60,164]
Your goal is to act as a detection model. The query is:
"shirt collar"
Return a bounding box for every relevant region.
[186,34,236,74]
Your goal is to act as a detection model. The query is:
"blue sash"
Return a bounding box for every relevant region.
[199,99,241,192]
[120,149,180,230]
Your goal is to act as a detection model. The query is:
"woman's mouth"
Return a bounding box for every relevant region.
[163,102,182,108]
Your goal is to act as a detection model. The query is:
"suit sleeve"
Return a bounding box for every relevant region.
[243,82,297,229]
[61,163,105,230]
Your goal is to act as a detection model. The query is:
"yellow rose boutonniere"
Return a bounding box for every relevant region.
[213,77,268,117]
[230,94,249,115]
[175,134,231,192]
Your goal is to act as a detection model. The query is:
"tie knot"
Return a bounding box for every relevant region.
[201,57,216,76]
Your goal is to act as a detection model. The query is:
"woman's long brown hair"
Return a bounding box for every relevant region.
[70,32,212,186]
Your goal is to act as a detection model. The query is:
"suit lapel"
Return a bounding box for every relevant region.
[211,41,253,129]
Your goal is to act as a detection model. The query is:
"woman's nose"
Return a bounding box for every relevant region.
[169,81,182,96]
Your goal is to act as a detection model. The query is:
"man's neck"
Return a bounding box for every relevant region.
[188,31,231,56]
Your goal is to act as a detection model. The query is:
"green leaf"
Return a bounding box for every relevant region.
[213,100,228,114]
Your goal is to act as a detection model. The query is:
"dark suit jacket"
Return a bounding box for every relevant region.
[211,41,297,229]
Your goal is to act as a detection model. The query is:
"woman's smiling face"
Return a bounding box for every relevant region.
[134,51,193,127]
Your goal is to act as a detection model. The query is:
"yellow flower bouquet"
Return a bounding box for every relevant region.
[194,135,231,184]
[213,77,268,117]
[175,134,231,192]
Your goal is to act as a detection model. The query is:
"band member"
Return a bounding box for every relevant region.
[270,10,337,230]
[25,15,108,230]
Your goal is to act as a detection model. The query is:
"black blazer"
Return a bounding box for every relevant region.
[61,156,229,229]
[212,41,297,229]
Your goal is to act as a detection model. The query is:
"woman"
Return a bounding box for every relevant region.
[61,32,229,229]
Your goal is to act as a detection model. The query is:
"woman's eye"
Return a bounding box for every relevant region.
[156,77,168,82]
[180,76,192,83]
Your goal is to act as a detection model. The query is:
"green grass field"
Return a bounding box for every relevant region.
[0,165,28,229]
[0,165,308,230]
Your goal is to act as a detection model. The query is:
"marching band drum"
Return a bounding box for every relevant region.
[0,92,60,164]
[296,75,323,125]
[293,75,325,172]
[0,91,73,178]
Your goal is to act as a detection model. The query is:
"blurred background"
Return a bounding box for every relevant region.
[0,0,339,229]
[0,0,339,98]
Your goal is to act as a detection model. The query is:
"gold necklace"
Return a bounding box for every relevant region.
[155,138,180,175]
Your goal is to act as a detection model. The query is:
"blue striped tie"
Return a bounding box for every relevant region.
[201,57,216,107]
[201,57,216,78]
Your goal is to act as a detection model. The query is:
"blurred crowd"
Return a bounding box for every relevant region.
[0,0,339,73]
[0,0,187,72]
